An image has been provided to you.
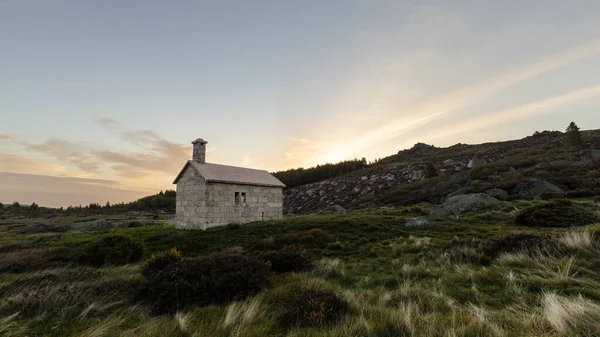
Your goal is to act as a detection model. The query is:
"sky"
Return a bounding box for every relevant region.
[1,0,600,207]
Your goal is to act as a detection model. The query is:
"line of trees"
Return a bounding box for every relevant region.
[272,158,368,188]
[1,190,177,215]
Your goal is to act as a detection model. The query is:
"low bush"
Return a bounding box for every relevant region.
[444,239,491,265]
[273,288,348,329]
[404,204,426,215]
[226,223,241,230]
[489,233,554,256]
[145,247,182,272]
[326,241,343,251]
[0,247,79,273]
[585,225,600,237]
[300,228,329,243]
[142,251,268,314]
[253,237,276,250]
[0,242,23,253]
[276,228,331,247]
[85,233,146,266]
[514,199,600,227]
[261,250,310,273]
[565,189,596,198]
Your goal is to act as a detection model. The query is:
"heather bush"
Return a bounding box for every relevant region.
[142,251,268,314]
[260,250,310,273]
[515,199,599,227]
[85,233,146,266]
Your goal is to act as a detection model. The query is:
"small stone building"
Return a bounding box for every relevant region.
[173,138,285,229]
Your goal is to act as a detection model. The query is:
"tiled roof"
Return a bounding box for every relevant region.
[173,161,285,188]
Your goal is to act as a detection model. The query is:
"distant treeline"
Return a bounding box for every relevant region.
[272,158,368,189]
[1,190,177,215]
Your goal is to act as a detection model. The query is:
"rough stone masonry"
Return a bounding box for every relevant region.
[173,138,285,229]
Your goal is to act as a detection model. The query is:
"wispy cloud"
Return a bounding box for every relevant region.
[2,118,191,181]
[0,172,147,207]
[316,39,600,163]
[416,84,600,145]
[0,152,65,174]
[23,139,102,174]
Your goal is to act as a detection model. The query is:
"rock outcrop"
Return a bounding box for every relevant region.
[511,179,563,198]
[431,193,500,217]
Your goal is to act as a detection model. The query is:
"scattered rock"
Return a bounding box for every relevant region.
[70,220,112,232]
[409,170,425,181]
[443,159,454,166]
[445,187,472,200]
[467,157,487,168]
[55,224,71,232]
[329,205,347,213]
[485,188,509,201]
[404,218,430,226]
[447,172,469,185]
[335,184,347,192]
[19,222,54,234]
[511,179,563,198]
[578,149,600,163]
[125,221,144,228]
[431,193,500,217]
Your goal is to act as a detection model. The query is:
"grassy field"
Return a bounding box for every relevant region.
[2,200,600,336]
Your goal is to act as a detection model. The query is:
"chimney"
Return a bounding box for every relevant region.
[192,138,208,163]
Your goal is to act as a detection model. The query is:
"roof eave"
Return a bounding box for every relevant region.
[206,179,285,188]
[172,161,192,184]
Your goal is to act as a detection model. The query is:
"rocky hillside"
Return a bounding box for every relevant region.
[284,130,600,214]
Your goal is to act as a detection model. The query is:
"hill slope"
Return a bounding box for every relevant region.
[285,129,600,214]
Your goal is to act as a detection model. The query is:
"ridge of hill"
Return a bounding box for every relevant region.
[284,129,600,214]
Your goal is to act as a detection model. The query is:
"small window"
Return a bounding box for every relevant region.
[241,192,246,203]
[234,192,240,204]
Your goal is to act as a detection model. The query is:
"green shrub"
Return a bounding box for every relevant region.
[142,251,268,314]
[514,199,600,227]
[145,247,182,271]
[85,233,146,266]
[261,251,310,273]
[274,289,348,329]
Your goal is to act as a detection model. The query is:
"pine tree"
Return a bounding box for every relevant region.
[565,121,583,147]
